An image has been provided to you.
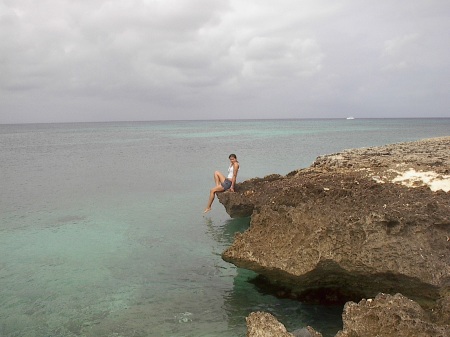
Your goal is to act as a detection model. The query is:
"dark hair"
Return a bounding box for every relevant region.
[229,154,237,159]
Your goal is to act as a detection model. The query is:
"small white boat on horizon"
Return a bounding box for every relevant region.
[346,117,355,120]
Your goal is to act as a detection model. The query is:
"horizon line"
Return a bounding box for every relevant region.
[2,116,450,126]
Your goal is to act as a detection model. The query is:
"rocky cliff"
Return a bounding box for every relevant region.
[217,137,450,336]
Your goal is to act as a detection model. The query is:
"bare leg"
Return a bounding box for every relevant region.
[214,171,226,187]
[204,185,224,213]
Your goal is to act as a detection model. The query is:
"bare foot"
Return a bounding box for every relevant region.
[203,208,211,213]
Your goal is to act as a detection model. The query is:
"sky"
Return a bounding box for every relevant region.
[0,0,449,123]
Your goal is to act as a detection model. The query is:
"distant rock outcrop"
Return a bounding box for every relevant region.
[219,137,450,336]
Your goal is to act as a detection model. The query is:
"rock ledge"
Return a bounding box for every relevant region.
[218,137,450,336]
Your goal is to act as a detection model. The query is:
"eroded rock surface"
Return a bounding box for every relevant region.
[336,293,450,337]
[246,312,322,337]
[220,137,450,334]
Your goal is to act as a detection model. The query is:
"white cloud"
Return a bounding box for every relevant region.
[241,37,323,80]
[381,34,420,70]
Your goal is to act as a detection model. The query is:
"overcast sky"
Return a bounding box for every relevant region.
[1,0,449,123]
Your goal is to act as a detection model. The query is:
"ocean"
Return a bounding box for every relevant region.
[1,118,449,337]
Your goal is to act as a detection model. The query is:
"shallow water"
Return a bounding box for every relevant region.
[1,119,449,336]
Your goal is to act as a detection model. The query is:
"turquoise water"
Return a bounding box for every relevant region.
[1,119,449,337]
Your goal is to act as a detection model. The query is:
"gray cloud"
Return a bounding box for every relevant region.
[0,0,449,123]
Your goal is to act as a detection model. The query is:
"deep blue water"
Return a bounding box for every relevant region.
[1,118,449,337]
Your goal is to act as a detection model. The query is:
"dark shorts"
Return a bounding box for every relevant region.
[221,179,232,190]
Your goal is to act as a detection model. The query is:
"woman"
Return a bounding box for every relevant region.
[204,154,239,213]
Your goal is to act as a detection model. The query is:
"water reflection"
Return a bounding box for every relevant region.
[204,216,250,247]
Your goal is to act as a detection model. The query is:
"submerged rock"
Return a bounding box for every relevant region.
[220,137,450,335]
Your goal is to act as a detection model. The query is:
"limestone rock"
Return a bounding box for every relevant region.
[246,312,322,337]
[336,293,450,337]
[220,137,450,305]
[246,312,294,337]
[219,137,450,335]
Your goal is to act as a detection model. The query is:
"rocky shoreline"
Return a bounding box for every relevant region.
[218,137,450,336]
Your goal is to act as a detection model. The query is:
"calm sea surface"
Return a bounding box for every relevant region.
[1,119,449,337]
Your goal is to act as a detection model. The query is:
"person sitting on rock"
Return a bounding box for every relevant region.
[204,154,239,213]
